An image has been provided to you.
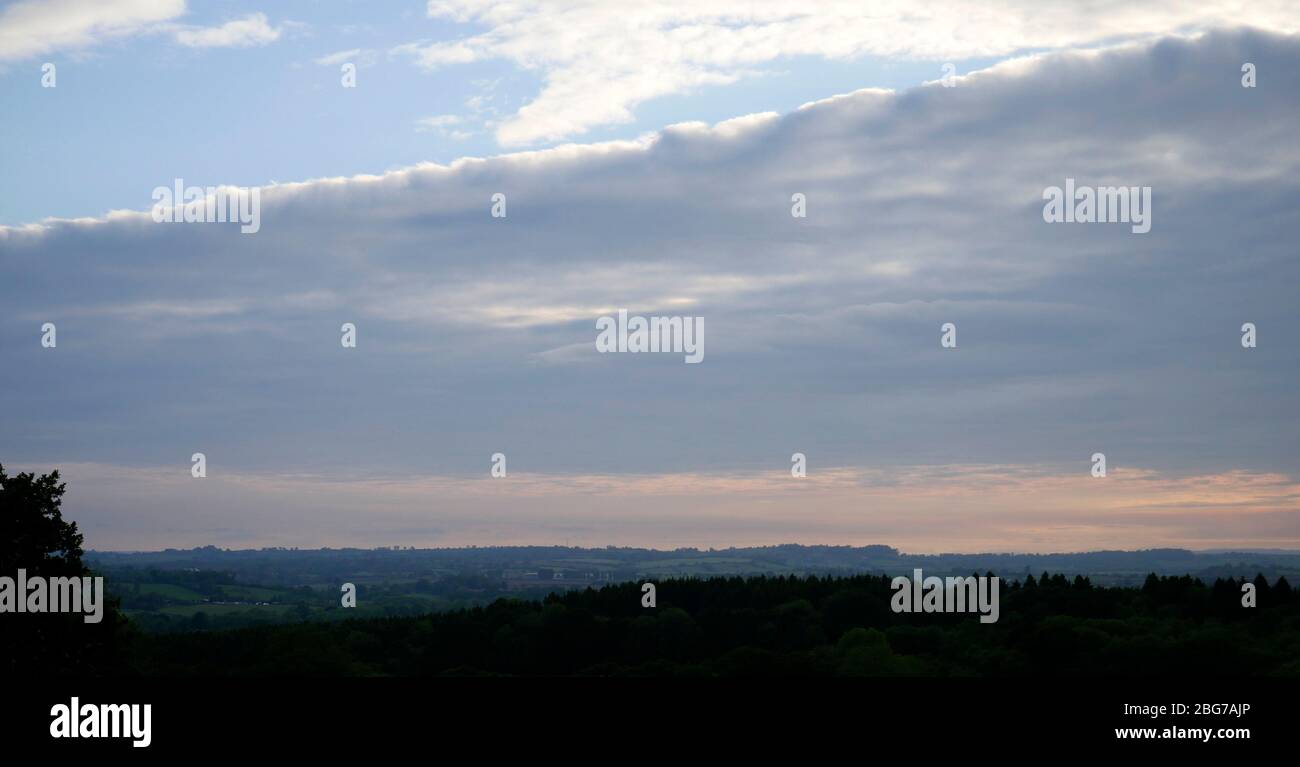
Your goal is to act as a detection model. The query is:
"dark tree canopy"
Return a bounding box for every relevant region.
[1,464,130,676]
[0,464,86,577]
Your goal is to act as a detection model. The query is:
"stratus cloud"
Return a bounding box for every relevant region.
[174,12,281,49]
[0,0,185,62]
[314,48,361,67]
[415,114,474,139]
[404,0,1300,145]
[314,47,377,67]
[3,29,1300,549]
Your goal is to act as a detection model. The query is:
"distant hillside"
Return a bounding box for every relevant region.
[88,543,1300,587]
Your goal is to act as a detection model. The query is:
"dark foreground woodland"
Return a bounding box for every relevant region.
[127,571,1298,677]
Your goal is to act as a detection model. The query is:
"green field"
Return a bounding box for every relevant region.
[143,604,298,617]
[136,583,206,601]
[215,585,287,601]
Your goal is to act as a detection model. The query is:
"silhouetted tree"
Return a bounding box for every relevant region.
[1274,575,1292,601]
[0,464,131,675]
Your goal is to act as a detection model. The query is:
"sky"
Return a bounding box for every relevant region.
[2,1,1299,552]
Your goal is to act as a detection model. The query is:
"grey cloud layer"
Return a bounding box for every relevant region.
[2,29,1298,482]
